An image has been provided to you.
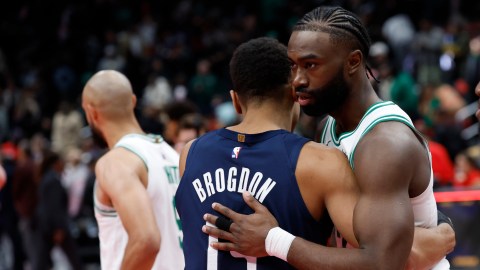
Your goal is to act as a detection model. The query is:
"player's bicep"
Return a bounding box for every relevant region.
[352,136,415,265]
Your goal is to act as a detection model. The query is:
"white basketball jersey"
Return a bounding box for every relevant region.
[94,134,184,270]
[320,101,449,269]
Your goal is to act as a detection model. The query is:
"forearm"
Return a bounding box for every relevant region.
[408,224,455,270]
[121,239,159,270]
[287,237,405,270]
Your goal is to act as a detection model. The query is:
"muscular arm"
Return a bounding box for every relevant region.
[96,149,160,270]
[288,125,415,269]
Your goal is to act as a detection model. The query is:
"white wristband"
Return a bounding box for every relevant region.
[265,227,296,262]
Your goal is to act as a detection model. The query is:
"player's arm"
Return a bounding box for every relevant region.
[295,143,359,247]
[96,149,160,270]
[407,223,455,269]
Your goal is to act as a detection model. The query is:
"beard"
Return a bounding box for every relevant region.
[297,68,350,117]
[90,124,108,149]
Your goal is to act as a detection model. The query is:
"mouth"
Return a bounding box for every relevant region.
[296,91,313,106]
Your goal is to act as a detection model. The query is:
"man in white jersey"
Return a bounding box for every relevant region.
[82,70,184,270]
[203,6,455,270]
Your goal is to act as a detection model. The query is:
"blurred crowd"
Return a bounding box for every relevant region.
[0,0,480,269]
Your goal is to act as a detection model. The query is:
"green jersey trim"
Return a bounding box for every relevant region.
[348,114,412,169]
[330,101,395,146]
[116,145,149,173]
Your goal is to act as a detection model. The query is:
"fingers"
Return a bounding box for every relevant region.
[210,240,237,252]
[211,202,241,221]
[243,191,266,213]
[202,220,235,243]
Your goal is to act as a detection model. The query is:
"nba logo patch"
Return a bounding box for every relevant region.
[231,147,241,159]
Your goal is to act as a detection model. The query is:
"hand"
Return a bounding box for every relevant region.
[202,191,279,257]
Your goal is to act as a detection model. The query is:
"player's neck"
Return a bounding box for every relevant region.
[103,119,145,149]
[331,82,381,133]
[230,105,291,134]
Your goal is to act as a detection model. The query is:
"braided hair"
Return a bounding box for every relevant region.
[293,6,378,82]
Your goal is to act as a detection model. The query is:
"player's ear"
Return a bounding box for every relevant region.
[347,49,362,75]
[131,94,137,108]
[230,90,242,114]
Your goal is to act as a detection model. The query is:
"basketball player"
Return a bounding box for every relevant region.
[175,37,361,269]
[203,6,455,269]
[82,70,184,270]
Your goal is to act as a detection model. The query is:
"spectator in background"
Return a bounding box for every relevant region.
[465,35,480,103]
[375,59,419,121]
[62,147,89,219]
[381,14,415,72]
[51,101,84,156]
[475,81,480,121]
[454,149,480,188]
[0,162,5,191]
[440,14,470,85]
[415,120,455,188]
[173,113,207,154]
[411,18,444,87]
[33,150,82,270]
[189,59,219,114]
[431,84,468,160]
[11,140,38,268]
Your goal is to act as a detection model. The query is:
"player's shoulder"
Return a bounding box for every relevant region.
[299,141,350,175]
[302,141,346,161]
[359,121,421,154]
[95,147,144,175]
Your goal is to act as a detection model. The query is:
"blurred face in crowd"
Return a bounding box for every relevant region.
[288,31,350,117]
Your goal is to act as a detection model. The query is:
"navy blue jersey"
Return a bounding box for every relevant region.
[175,128,333,270]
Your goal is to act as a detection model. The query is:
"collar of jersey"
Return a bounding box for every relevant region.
[331,100,394,143]
[218,128,288,144]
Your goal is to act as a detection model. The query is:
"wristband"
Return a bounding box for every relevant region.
[437,210,454,230]
[265,227,296,262]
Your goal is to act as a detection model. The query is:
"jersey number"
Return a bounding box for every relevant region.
[206,222,257,270]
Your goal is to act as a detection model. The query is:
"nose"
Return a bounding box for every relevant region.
[292,68,308,90]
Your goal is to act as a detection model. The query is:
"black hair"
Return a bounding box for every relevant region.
[293,6,378,82]
[229,37,291,102]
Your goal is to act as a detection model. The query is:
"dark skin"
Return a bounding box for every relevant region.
[203,31,455,269]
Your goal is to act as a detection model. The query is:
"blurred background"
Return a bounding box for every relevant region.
[0,0,479,269]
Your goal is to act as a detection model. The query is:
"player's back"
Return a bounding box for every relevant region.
[94,134,184,270]
[176,128,333,270]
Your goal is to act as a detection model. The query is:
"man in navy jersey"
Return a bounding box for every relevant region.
[175,37,360,270]
[203,6,455,270]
